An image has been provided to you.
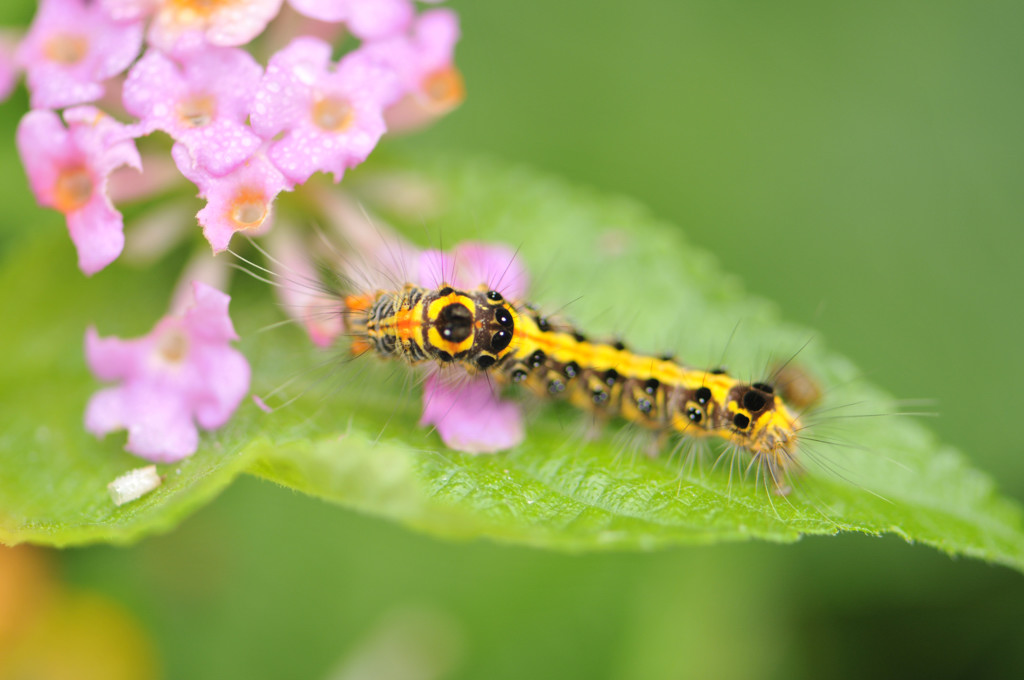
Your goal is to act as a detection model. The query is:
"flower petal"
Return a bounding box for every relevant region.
[16,0,143,109]
[16,110,71,207]
[267,228,344,347]
[417,243,528,299]
[253,37,389,184]
[17,108,140,275]
[124,48,262,176]
[189,345,251,429]
[121,385,200,462]
[287,0,413,39]
[176,144,290,253]
[346,0,414,40]
[184,281,239,342]
[88,382,200,463]
[419,373,523,454]
[249,36,328,139]
[84,386,129,437]
[65,195,126,275]
[147,0,283,51]
[416,248,451,288]
[84,282,250,463]
[451,243,528,300]
[85,327,147,381]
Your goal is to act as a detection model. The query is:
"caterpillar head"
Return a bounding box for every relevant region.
[425,286,519,371]
[725,382,802,479]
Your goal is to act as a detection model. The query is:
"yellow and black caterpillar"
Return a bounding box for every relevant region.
[344,283,803,483]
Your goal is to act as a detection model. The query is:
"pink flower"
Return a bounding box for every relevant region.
[98,0,153,22]
[417,244,528,301]
[419,373,523,454]
[15,0,143,110]
[104,0,284,53]
[315,187,423,293]
[362,8,463,113]
[287,0,414,40]
[173,143,291,252]
[85,282,251,462]
[415,243,529,454]
[267,228,344,348]
[16,107,141,275]
[250,37,394,184]
[123,47,263,176]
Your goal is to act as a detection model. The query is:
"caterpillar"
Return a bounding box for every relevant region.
[341,282,803,486]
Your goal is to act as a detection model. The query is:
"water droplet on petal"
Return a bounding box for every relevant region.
[229,187,268,230]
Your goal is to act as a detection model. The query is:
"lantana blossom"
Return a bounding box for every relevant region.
[419,373,524,454]
[173,143,291,252]
[16,106,142,275]
[15,0,143,110]
[417,244,529,300]
[123,47,263,176]
[103,0,284,53]
[267,228,344,348]
[85,281,251,462]
[250,37,394,184]
[416,244,529,454]
[6,0,469,466]
[363,8,463,113]
[97,0,152,21]
[287,0,414,41]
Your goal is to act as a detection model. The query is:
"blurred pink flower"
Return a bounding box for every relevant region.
[15,0,143,109]
[417,243,528,300]
[98,0,152,21]
[267,228,344,348]
[416,243,529,454]
[85,281,251,462]
[123,47,263,176]
[363,8,463,112]
[104,0,284,52]
[16,106,141,275]
[250,37,393,184]
[173,143,291,252]
[287,0,413,40]
[419,373,524,454]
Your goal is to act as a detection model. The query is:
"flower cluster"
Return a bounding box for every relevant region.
[85,282,251,462]
[10,0,463,272]
[5,0,464,463]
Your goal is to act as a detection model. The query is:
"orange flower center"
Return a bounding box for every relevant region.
[228,187,268,230]
[177,93,217,128]
[421,66,466,110]
[54,166,94,213]
[43,32,89,65]
[157,327,190,364]
[312,96,354,132]
[167,0,232,20]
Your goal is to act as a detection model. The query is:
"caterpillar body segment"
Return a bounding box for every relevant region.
[344,283,803,481]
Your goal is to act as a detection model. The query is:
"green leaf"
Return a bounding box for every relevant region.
[1,155,1022,571]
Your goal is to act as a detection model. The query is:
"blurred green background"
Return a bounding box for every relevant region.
[2,1,1023,678]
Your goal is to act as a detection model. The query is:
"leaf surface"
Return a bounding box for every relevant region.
[1,156,1021,571]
